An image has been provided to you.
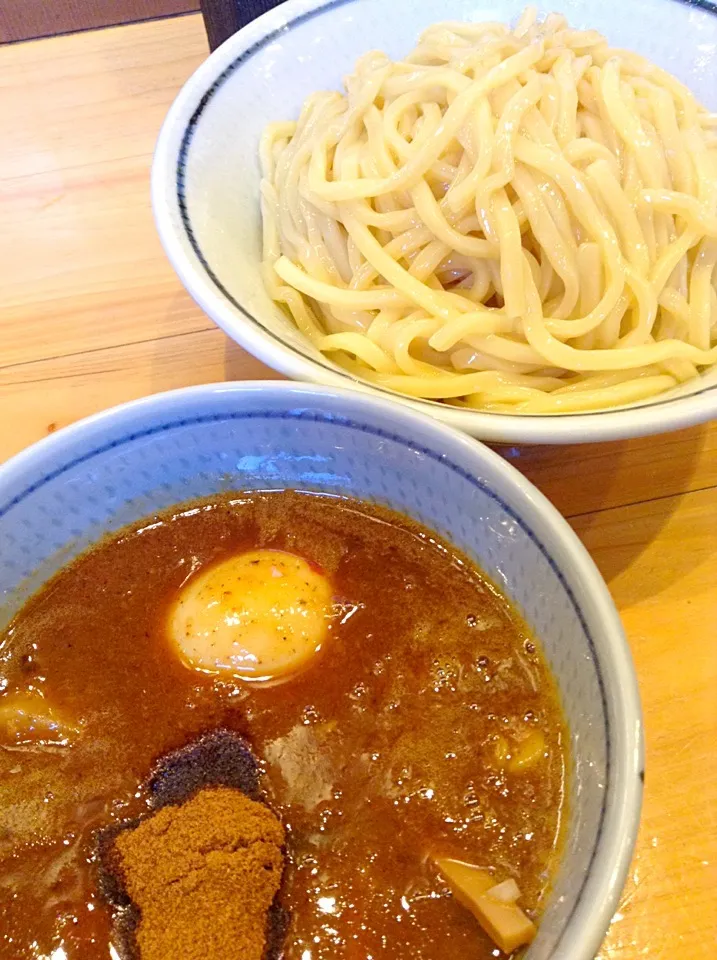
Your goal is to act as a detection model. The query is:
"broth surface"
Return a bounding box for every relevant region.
[0,491,566,959]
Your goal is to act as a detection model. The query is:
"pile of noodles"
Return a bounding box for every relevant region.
[260,7,717,414]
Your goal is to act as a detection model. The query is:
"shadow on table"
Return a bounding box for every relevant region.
[223,336,283,383]
[576,436,709,605]
[495,423,710,604]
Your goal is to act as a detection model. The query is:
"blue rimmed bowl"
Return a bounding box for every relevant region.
[151,0,717,444]
[0,381,642,958]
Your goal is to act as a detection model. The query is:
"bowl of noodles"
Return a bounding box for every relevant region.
[152,0,717,443]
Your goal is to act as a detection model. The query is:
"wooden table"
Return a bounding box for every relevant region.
[1,15,715,958]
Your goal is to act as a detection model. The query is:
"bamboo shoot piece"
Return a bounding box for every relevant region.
[434,857,537,954]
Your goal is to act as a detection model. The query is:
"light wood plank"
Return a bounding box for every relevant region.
[576,487,717,960]
[0,328,279,462]
[0,17,210,367]
[497,422,717,517]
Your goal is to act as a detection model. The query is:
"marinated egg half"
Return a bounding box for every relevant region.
[168,549,333,682]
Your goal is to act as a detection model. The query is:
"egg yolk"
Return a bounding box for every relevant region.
[168,549,333,683]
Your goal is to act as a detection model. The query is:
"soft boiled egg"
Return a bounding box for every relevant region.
[168,549,333,683]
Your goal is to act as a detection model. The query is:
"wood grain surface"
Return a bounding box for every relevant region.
[0,15,715,958]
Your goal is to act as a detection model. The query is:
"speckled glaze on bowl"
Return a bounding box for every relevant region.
[0,382,642,959]
[151,0,717,444]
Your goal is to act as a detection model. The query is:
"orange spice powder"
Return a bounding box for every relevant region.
[113,786,285,960]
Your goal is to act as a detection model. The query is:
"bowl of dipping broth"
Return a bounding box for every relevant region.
[151,0,717,444]
[0,382,642,960]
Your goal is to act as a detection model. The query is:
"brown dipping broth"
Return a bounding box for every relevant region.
[0,491,567,959]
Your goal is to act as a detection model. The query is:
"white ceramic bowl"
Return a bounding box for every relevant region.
[0,382,641,959]
[151,0,717,444]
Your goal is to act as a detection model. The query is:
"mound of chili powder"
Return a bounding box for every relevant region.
[96,731,288,960]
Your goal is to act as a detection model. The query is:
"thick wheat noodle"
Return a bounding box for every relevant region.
[260,7,717,414]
